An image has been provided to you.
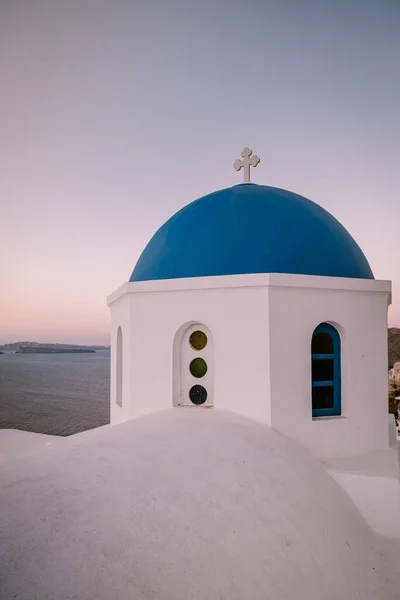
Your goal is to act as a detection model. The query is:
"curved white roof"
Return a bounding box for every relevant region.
[1,410,399,599]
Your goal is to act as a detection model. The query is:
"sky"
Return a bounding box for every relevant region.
[0,0,399,345]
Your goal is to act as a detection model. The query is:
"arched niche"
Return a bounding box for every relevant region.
[116,326,123,408]
[173,321,214,408]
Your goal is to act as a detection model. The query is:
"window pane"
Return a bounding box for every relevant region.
[189,385,208,405]
[189,358,208,378]
[189,331,208,351]
[312,359,334,382]
[312,385,334,410]
[312,332,333,354]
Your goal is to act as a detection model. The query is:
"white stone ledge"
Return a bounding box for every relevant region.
[107,273,391,306]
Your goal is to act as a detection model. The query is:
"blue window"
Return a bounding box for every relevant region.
[311,323,341,417]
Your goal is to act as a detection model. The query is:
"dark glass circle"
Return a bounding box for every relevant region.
[189,385,208,405]
[189,357,208,378]
[189,330,208,351]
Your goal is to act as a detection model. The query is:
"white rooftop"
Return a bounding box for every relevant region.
[1,409,399,599]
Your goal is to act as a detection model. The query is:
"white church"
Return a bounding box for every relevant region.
[108,148,392,460]
[1,149,399,600]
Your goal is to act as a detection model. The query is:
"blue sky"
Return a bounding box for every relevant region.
[0,0,399,343]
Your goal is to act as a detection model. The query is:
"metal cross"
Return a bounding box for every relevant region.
[233,148,260,183]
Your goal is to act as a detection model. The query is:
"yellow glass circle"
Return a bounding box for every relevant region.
[189,330,208,351]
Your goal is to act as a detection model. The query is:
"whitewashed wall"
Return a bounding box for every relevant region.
[108,275,271,425]
[268,274,391,458]
[108,273,391,459]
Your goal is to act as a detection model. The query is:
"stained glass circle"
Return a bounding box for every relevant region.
[189,385,208,405]
[189,330,208,351]
[189,358,208,378]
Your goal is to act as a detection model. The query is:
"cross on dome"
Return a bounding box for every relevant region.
[233,148,260,183]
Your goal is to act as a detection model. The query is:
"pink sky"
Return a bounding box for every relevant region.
[1,1,399,345]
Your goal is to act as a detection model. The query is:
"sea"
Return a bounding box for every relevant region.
[0,350,110,436]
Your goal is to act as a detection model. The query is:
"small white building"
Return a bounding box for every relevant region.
[0,150,399,600]
[108,149,392,460]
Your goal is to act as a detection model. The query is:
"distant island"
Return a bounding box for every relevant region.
[17,347,96,354]
[0,342,110,354]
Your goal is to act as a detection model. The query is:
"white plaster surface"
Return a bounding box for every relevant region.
[324,445,399,478]
[0,428,61,463]
[109,276,272,426]
[268,274,391,458]
[329,470,400,539]
[108,272,391,459]
[0,410,399,600]
[323,439,400,539]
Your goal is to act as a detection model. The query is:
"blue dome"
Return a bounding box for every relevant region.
[130,184,374,282]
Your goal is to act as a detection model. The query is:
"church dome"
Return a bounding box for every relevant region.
[130,184,373,282]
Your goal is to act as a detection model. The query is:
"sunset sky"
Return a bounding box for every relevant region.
[1,0,399,345]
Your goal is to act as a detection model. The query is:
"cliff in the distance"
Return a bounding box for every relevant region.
[388,329,400,417]
[388,328,400,369]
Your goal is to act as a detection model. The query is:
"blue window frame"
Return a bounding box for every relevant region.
[311,323,341,417]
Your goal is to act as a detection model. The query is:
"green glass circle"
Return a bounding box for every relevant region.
[189,357,208,378]
[189,330,208,351]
